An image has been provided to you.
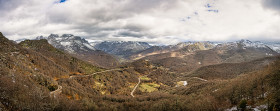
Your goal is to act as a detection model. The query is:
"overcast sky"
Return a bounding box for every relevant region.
[0,0,280,45]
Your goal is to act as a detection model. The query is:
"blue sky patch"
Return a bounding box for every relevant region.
[208,9,219,13]
[60,0,67,3]
[205,4,212,8]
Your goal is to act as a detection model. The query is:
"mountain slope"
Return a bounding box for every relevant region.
[37,34,119,68]
[93,41,151,58]
[188,56,278,79]
[163,56,280,110]
[0,32,62,110]
[214,40,278,63]
[142,42,215,60]
[135,40,278,73]
[128,42,214,60]
[19,39,103,75]
[263,42,280,53]
[0,33,173,110]
[0,32,114,110]
[46,34,96,53]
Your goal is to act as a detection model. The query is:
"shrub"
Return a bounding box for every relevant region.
[238,100,247,111]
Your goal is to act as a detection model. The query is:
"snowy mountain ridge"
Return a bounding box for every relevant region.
[237,39,268,48]
[32,34,280,55]
[36,34,95,54]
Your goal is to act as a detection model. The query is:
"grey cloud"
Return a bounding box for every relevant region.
[123,25,149,32]
[46,2,128,25]
[114,30,144,38]
[84,32,110,39]
[63,0,180,23]
[77,25,151,39]
[87,9,132,22]
[262,0,280,12]
[36,0,181,41]
[0,0,25,16]
[123,0,178,13]
[0,0,23,10]
[2,0,280,45]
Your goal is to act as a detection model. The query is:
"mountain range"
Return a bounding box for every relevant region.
[1,32,280,110]
[34,34,280,60]
[33,34,280,74]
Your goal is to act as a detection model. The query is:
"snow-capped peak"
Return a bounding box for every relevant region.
[35,36,46,40]
[237,39,267,48]
[48,34,59,38]
[36,34,96,54]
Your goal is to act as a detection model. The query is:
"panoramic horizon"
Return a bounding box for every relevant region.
[1,0,280,110]
[1,0,280,45]
[12,33,280,46]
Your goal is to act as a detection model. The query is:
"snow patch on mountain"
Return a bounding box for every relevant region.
[36,34,95,54]
[237,39,268,48]
[215,39,275,51]
[263,42,280,53]
[60,42,71,46]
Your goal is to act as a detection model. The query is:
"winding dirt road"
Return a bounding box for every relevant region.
[192,77,208,81]
[130,77,141,97]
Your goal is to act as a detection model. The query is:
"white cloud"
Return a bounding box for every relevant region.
[0,0,280,44]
